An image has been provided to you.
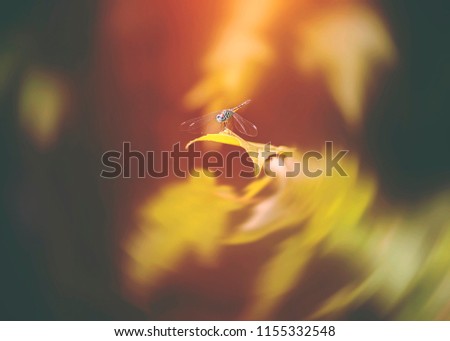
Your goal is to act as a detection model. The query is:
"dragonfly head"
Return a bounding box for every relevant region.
[216,112,226,123]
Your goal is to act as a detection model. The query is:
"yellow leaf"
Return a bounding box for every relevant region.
[186,129,291,175]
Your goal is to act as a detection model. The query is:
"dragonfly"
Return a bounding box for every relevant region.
[180,99,258,137]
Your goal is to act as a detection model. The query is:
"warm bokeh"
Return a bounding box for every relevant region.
[1,0,449,320]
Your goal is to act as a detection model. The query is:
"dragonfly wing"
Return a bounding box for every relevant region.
[231,112,258,137]
[180,112,221,134]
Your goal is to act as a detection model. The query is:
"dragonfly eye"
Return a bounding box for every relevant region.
[216,114,223,122]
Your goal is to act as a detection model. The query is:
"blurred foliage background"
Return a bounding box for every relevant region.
[0,0,449,320]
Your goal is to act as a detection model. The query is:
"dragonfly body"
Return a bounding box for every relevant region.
[180,99,258,137]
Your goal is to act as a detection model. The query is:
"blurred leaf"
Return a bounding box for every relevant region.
[184,0,277,111]
[124,174,240,293]
[0,47,19,97]
[242,231,314,319]
[240,155,376,319]
[296,4,396,126]
[19,68,69,150]
[311,192,450,320]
